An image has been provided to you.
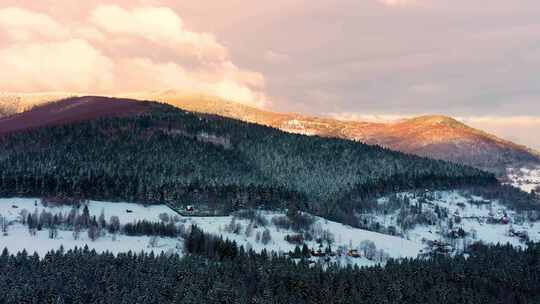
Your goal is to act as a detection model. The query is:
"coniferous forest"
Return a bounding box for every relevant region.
[0,241,539,304]
[0,101,496,225]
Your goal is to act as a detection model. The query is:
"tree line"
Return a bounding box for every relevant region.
[0,241,539,303]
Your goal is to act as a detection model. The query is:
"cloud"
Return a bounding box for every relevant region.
[378,0,417,7]
[0,39,114,92]
[0,5,266,107]
[0,7,67,41]
[90,5,227,62]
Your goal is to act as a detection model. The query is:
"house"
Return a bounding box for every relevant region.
[428,240,453,255]
[347,249,361,258]
[310,249,323,257]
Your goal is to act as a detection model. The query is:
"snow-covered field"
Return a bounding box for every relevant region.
[185,211,422,266]
[0,198,419,266]
[0,198,181,256]
[507,166,540,193]
[375,191,540,249]
[1,192,538,265]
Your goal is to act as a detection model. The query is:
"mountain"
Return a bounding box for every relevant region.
[0,92,82,116]
[128,91,540,175]
[0,96,494,226]
[0,96,150,135]
[2,91,539,175]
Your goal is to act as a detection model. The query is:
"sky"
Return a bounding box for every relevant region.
[0,0,539,149]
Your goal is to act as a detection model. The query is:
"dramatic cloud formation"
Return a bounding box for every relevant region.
[0,4,265,107]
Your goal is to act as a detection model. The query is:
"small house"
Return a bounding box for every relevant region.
[347,249,361,258]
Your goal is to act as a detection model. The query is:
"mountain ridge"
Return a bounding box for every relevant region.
[0,96,495,227]
[128,91,540,174]
[1,91,538,174]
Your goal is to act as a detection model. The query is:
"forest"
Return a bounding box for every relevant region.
[0,101,497,226]
[0,239,539,304]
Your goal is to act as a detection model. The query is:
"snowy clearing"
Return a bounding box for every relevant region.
[507,166,540,193]
[1,192,538,265]
[0,198,418,266]
[374,190,540,251]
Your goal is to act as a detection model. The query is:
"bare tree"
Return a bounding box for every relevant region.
[359,240,377,260]
[108,216,121,234]
[148,235,159,248]
[261,228,272,245]
[1,215,8,236]
[245,223,254,238]
[73,224,81,240]
[48,226,58,239]
[19,209,29,225]
[88,224,98,241]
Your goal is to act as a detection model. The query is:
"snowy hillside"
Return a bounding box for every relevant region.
[372,190,540,254]
[507,166,540,193]
[0,198,419,266]
[1,192,539,265]
[0,198,181,256]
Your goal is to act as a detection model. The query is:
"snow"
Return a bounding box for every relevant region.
[0,198,175,223]
[375,190,540,250]
[183,211,422,259]
[1,192,539,264]
[507,166,540,193]
[0,198,181,256]
[0,198,419,266]
[1,225,181,256]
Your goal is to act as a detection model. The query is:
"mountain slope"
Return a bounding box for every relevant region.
[0,96,494,226]
[0,96,151,135]
[2,91,538,175]
[130,91,540,175]
[0,92,82,116]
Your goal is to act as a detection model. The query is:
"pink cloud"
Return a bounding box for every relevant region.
[0,4,266,107]
[90,5,227,62]
[0,7,67,42]
[0,39,114,92]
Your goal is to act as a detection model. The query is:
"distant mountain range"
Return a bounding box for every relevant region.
[1,90,539,175]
